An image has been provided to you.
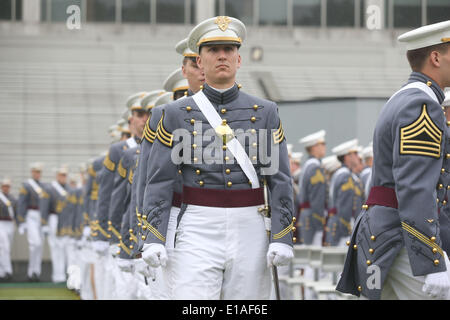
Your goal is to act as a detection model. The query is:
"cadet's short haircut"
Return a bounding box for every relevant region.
[406,43,450,72]
[173,90,185,101]
[121,131,131,139]
[337,155,345,164]
[183,56,197,66]
[132,109,147,116]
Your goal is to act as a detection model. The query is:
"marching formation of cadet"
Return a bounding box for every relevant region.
[1,18,450,301]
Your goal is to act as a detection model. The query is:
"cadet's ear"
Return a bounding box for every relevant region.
[237,53,242,69]
[196,55,202,70]
[429,50,441,68]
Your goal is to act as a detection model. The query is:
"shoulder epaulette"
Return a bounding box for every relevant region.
[117,159,127,179]
[400,104,442,159]
[273,121,285,144]
[144,118,157,143]
[156,111,174,147]
[103,152,116,171]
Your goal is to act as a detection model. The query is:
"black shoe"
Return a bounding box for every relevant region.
[5,273,12,282]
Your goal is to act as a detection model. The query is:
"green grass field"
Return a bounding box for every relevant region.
[0,282,80,300]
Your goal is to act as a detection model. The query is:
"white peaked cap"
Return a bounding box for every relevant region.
[187,16,246,54]
[30,162,44,171]
[322,155,341,172]
[126,92,148,111]
[287,144,293,156]
[55,164,69,175]
[291,152,303,164]
[332,139,359,157]
[398,20,450,51]
[163,68,189,93]
[154,92,173,107]
[175,38,198,57]
[1,178,11,186]
[362,144,374,159]
[299,130,326,148]
[141,90,166,111]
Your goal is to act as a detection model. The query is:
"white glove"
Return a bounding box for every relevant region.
[18,223,27,235]
[142,243,168,268]
[82,226,91,240]
[135,258,156,280]
[41,225,50,235]
[423,271,450,299]
[116,258,135,273]
[92,240,110,256]
[266,242,294,268]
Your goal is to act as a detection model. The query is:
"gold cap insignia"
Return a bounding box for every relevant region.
[215,16,232,32]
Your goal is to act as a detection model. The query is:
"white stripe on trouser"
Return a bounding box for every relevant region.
[25,209,43,277]
[0,221,14,277]
[378,247,450,300]
[171,204,271,300]
[46,215,66,282]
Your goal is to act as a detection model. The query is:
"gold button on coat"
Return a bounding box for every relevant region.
[186,106,192,112]
[227,181,232,187]
[251,116,256,122]
[225,169,231,174]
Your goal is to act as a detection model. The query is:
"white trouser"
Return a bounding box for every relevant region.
[79,242,96,300]
[101,253,116,300]
[171,204,271,300]
[0,221,14,277]
[65,237,78,273]
[379,248,450,300]
[46,215,66,282]
[135,272,156,300]
[155,206,181,300]
[25,209,43,277]
[93,254,108,299]
[114,267,139,300]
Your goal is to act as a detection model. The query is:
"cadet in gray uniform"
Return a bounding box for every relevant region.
[439,93,450,254]
[337,21,450,300]
[0,178,16,281]
[108,98,148,248]
[92,98,142,255]
[325,140,360,247]
[351,152,365,222]
[39,166,71,283]
[17,163,45,281]
[141,16,294,300]
[298,130,327,245]
[289,151,302,242]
